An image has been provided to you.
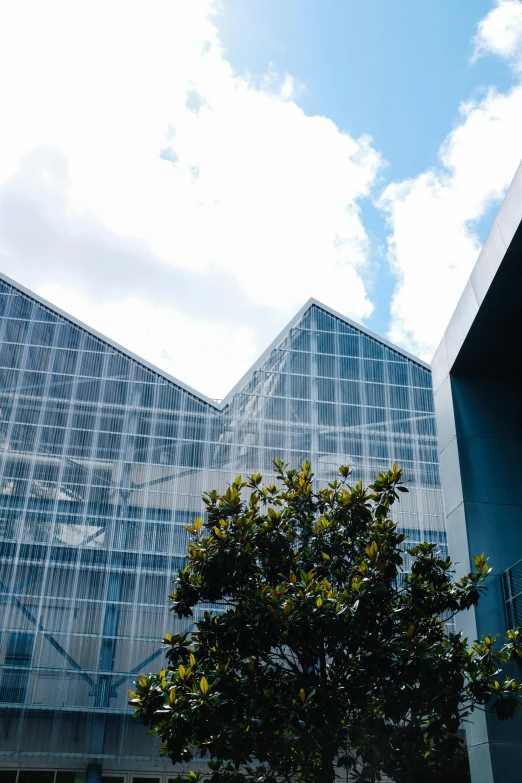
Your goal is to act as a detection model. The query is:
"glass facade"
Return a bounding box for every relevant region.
[503,558,522,629]
[0,276,445,777]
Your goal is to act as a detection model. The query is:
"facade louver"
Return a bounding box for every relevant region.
[0,273,445,782]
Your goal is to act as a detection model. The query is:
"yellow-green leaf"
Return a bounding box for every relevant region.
[407,624,415,639]
[321,552,330,561]
[138,674,147,687]
[189,652,196,666]
[169,688,176,703]
[316,597,323,608]
[200,677,209,695]
[178,664,186,679]
[193,517,202,532]
[300,688,306,703]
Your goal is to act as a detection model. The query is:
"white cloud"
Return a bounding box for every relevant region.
[0,0,382,397]
[472,0,522,69]
[379,0,522,362]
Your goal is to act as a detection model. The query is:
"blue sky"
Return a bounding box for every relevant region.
[216,0,517,336]
[1,0,522,397]
[219,0,509,178]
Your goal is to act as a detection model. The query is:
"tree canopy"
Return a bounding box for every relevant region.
[130,461,522,783]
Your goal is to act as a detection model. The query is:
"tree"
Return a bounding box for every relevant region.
[130,461,522,783]
[428,743,471,783]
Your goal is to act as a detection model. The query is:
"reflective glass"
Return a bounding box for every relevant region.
[0,285,445,775]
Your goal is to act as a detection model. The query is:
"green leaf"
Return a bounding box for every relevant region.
[136,461,520,780]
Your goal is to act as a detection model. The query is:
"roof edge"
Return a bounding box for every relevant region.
[0,272,429,411]
[307,298,430,369]
[0,271,220,409]
[220,298,429,407]
[431,157,522,390]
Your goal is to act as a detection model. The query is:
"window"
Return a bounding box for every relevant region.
[56,773,87,783]
[0,633,34,703]
[18,772,55,783]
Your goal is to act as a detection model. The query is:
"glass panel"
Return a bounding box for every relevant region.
[0,289,445,770]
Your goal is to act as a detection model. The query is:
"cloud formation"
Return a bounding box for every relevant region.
[0,0,382,397]
[473,0,522,69]
[380,0,522,362]
[0,148,274,329]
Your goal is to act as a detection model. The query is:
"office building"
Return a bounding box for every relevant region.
[0,272,445,782]
[432,160,522,783]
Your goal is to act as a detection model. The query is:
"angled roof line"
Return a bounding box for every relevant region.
[220,297,429,407]
[0,272,429,412]
[0,271,219,409]
[309,298,430,369]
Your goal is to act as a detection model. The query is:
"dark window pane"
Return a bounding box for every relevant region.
[56,773,87,783]
[18,773,56,783]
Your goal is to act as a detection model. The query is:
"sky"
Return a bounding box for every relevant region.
[1,0,522,399]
